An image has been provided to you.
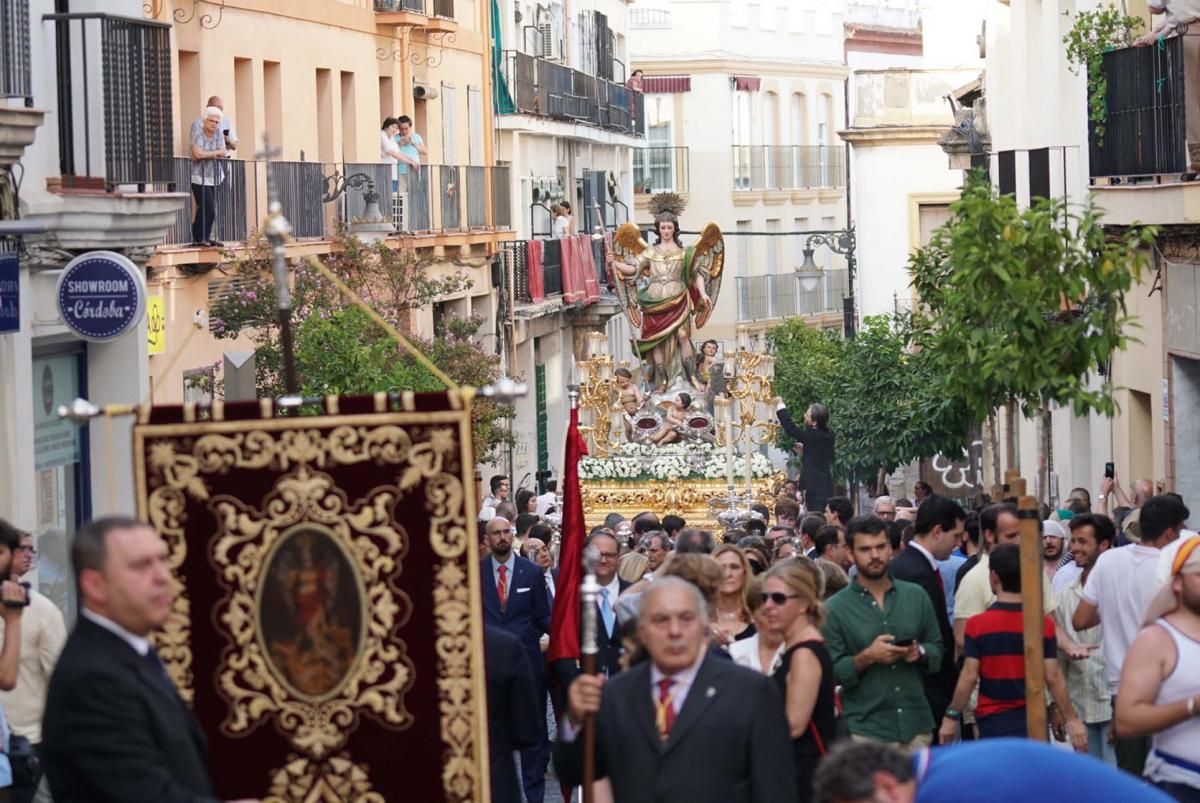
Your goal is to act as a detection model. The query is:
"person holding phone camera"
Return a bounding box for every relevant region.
[0,528,65,803]
[0,520,32,803]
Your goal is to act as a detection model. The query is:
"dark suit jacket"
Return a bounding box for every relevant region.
[485,625,542,803]
[481,554,551,677]
[889,546,958,720]
[776,408,834,511]
[42,616,217,803]
[554,652,797,803]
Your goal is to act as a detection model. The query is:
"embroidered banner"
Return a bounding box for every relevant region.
[132,393,488,803]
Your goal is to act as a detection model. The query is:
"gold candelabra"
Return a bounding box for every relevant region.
[712,325,779,520]
[576,332,624,458]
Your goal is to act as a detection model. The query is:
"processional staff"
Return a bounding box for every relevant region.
[579,543,601,803]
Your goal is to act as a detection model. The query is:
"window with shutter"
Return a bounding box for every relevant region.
[467,87,483,166]
[441,83,458,164]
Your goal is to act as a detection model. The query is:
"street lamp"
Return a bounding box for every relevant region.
[794,247,822,293]
[801,227,858,338]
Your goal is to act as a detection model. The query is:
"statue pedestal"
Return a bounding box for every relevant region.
[581,473,785,531]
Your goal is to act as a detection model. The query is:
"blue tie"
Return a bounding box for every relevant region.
[600,588,615,638]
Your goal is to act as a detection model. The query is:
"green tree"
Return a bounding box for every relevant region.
[209,233,513,464]
[905,171,1156,486]
[768,315,972,488]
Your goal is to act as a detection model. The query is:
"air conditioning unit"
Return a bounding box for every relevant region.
[538,22,555,58]
[414,81,440,100]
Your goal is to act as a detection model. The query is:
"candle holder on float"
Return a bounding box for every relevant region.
[708,325,779,530]
[575,332,626,459]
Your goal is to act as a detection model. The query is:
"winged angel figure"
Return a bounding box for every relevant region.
[606,192,724,393]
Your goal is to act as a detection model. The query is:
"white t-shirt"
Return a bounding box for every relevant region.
[553,215,570,239]
[1079,544,1163,693]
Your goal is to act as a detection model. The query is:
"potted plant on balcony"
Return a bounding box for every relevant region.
[635,177,653,194]
[1062,5,1144,145]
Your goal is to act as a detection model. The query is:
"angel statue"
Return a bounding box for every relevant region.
[607,192,724,393]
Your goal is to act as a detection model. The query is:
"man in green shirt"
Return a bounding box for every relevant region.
[822,515,944,749]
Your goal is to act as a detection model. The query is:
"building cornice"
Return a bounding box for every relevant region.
[839,126,949,146]
[632,57,850,80]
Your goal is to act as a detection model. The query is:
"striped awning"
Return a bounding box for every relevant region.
[642,74,691,93]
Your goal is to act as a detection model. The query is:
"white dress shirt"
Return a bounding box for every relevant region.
[908,540,940,573]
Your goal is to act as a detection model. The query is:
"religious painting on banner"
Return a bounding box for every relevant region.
[132,392,490,803]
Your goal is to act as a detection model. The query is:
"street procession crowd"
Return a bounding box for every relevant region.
[476,457,1200,803]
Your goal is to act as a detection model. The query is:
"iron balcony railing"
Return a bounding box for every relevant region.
[736,270,848,321]
[1,0,32,105]
[731,145,846,191]
[503,239,564,305]
[46,13,174,191]
[163,160,512,247]
[501,50,645,137]
[1089,35,1188,179]
[374,0,454,15]
[633,146,689,193]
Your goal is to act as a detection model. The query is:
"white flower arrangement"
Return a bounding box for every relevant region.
[578,442,774,482]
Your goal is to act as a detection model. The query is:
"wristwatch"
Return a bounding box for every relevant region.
[945,707,963,721]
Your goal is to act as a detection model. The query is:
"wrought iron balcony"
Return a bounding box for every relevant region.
[736,270,848,321]
[1089,35,1190,180]
[500,50,645,137]
[633,146,689,194]
[161,160,512,247]
[1,0,32,105]
[45,13,174,192]
[731,145,846,191]
[374,0,454,17]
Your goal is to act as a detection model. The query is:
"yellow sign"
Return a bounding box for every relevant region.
[147,295,166,355]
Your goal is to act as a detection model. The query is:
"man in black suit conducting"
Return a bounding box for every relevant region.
[42,517,258,803]
[774,399,835,517]
[555,577,796,803]
[888,495,965,725]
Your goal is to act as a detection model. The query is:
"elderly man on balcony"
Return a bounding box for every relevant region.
[1135,1,1200,170]
[189,106,229,247]
[1135,0,1200,45]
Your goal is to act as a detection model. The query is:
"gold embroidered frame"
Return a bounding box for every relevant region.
[133,401,490,803]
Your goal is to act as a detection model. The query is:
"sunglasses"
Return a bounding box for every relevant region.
[759,592,801,606]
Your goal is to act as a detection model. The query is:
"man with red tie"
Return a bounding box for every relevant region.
[480,516,552,803]
[554,577,795,803]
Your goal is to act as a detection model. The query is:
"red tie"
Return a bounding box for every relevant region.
[655,678,676,741]
[936,571,945,596]
[498,565,508,609]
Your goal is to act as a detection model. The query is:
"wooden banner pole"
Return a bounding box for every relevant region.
[1016,489,1048,741]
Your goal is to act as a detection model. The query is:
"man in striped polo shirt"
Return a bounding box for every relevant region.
[938,543,1088,748]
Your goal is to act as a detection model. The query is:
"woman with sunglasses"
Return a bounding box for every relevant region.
[763,560,838,803]
[730,575,786,674]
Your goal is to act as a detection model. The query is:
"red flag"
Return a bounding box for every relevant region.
[547,404,588,663]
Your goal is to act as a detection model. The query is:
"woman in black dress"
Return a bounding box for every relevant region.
[762,559,838,803]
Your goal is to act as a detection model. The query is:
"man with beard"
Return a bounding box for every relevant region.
[1115,534,1200,801]
[480,516,551,803]
[822,516,943,749]
[1042,519,1068,585]
[1053,514,1116,763]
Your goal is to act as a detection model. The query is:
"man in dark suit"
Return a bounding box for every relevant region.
[484,625,542,803]
[555,577,795,803]
[889,495,965,725]
[480,516,551,803]
[775,400,835,516]
[42,516,259,803]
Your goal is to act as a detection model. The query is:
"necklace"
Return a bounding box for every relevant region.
[718,607,740,621]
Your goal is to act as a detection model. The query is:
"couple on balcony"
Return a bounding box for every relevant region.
[381,116,428,231]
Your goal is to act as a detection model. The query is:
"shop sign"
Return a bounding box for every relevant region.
[0,252,18,335]
[55,250,146,341]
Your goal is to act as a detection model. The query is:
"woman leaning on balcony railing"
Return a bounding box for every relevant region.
[189,107,229,247]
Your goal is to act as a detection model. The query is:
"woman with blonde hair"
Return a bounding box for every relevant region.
[729,575,786,673]
[713,544,755,643]
[762,560,838,803]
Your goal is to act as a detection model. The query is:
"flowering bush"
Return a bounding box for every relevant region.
[579,442,775,482]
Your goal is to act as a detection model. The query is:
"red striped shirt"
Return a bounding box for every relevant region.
[963,602,1057,718]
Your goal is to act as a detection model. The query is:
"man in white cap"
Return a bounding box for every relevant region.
[1114,532,1200,801]
[1043,518,1068,585]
